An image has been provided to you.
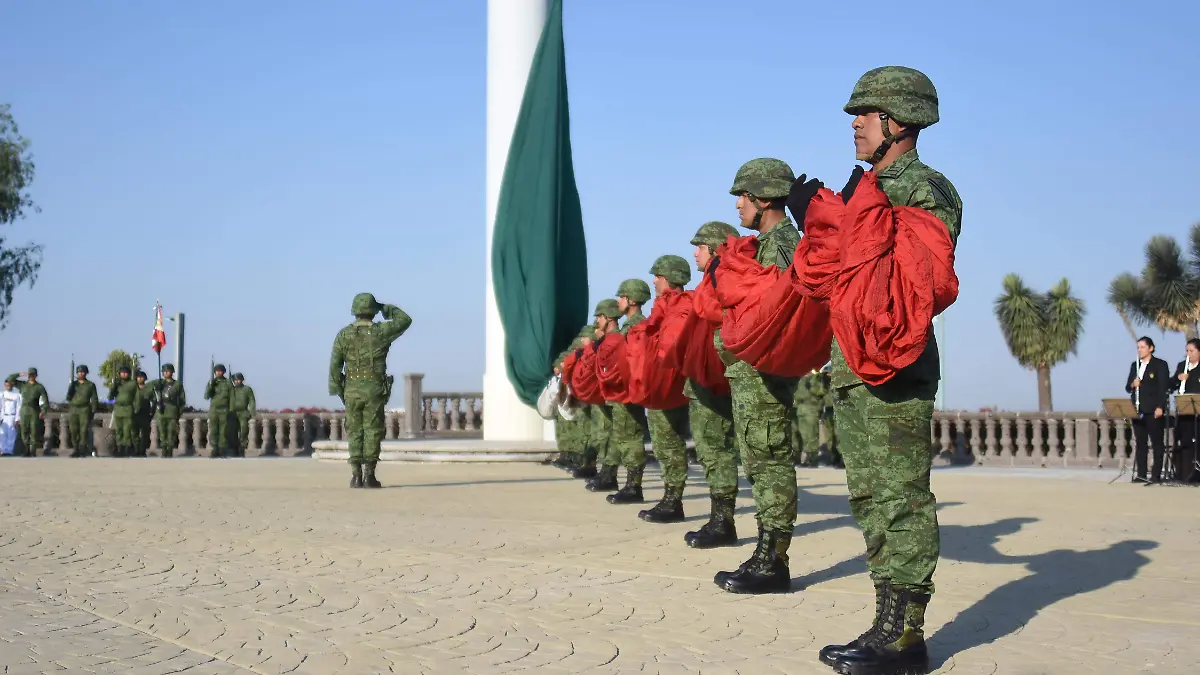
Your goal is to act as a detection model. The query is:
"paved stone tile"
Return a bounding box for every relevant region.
[0,459,1196,673]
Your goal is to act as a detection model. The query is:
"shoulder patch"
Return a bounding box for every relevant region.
[926,175,960,211]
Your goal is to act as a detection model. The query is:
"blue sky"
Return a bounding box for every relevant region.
[1,0,1197,411]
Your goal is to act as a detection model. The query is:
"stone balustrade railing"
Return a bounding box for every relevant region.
[929,411,1175,468]
[21,373,484,457]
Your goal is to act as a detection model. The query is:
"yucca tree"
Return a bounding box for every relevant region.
[1107,226,1200,340]
[994,274,1086,412]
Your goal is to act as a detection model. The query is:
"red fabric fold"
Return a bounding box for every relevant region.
[596,333,631,403]
[626,291,689,409]
[569,346,604,405]
[710,235,834,378]
[656,264,731,396]
[828,172,959,385]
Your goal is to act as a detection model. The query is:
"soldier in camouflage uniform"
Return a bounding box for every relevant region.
[551,326,589,473]
[711,158,803,595]
[151,364,186,457]
[132,371,154,456]
[684,221,742,549]
[605,283,651,505]
[204,364,235,458]
[820,363,841,467]
[583,319,617,492]
[67,365,99,457]
[638,255,693,524]
[818,66,963,675]
[231,373,257,457]
[794,369,825,467]
[15,368,48,456]
[329,293,413,488]
[108,365,142,458]
[564,325,603,479]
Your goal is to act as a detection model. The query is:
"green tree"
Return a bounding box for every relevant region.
[1107,227,1200,340]
[100,350,141,392]
[994,274,1086,412]
[0,104,42,330]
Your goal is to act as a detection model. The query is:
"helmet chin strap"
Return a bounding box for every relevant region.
[746,193,765,230]
[869,112,914,165]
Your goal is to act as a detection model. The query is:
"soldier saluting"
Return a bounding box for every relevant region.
[204,364,235,458]
[329,293,412,489]
[67,365,99,457]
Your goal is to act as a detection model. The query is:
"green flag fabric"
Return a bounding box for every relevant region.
[491,0,589,407]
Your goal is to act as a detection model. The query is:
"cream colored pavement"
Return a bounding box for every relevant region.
[0,459,1196,674]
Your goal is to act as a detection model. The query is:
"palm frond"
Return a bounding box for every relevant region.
[1044,278,1086,363]
[1188,222,1200,274]
[994,273,1046,368]
[1141,235,1200,332]
[1107,272,1151,330]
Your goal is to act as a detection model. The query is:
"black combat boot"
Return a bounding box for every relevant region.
[363,462,382,488]
[827,586,931,675]
[551,453,570,469]
[686,496,738,548]
[714,521,762,587]
[718,528,792,594]
[638,485,684,523]
[350,464,363,488]
[571,459,598,479]
[586,465,619,492]
[819,581,890,667]
[606,466,645,504]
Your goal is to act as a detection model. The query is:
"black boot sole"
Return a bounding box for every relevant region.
[833,655,929,675]
[639,510,684,523]
[687,533,738,549]
[720,577,793,594]
[606,493,644,504]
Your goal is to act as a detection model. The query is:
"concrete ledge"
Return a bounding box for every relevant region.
[311,439,557,463]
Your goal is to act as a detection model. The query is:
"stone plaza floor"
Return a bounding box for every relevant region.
[0,459,1196,674]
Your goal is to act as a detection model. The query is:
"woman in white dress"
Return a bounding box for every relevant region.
[0,376,23,456]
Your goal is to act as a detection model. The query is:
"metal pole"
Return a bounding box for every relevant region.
[172,313,185,387]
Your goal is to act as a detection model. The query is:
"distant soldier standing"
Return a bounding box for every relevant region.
[204,364,235,458]
[152,364,186,457]
[15,368,48,456]
[108,365,142,457]
[329,293,412,488]
[132,371,154,456]
[231,373,257,457]
[67,365,99,457]
[794,369,824,467]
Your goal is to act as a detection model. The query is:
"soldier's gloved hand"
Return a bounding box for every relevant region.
[841,166,865,204]
[785,174,823,232]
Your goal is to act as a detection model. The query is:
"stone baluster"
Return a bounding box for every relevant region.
[437,397,450,431]
[385,411,397,440]
[1030,418,1045,464]
[331,416,341,441]
[290,416,302,454]
[57,415,70,453]
[423,397,433,431]
[964,415,974,461]
[939,416,952,457]
[192,418,204,456]
[983,416,998,459]
[1062,416,1076,465]
[149,420,159,454]
[1113,418,1129,468]
[402,373,425,439]
[1014,415,1028,459]
[449,397,462,431]
[1046,417,1061,466]
[1098,417,1112,465]
[999,416,1013,460]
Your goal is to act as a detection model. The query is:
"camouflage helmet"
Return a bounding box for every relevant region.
[27,367,37,377]
[690,221,739,250]
[615,279,652,304]
[578,324,596,338]
[729,158,795,199]
[136,370,147,379]
[161,363,175,373]
[844,66,939,128]
[593,299,621,319]
[4,374,16,385]
[351,292,380,316]
[118,365,131,375]
[233,372,244,381]
[649,255,692,287]
[213,363,226,373]
[76,365,89,374]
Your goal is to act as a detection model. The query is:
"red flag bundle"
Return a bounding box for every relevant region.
[825,172,959,385]
[626,291,688,410]
[658,266,730,396]
[711,235,833,378]
[596,333,632,404]
[569,347,605,405]
[151,304,167,354]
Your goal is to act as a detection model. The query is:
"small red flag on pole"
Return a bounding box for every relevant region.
[152,303,167,354]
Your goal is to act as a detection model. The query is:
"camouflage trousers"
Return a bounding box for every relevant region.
[648,406,689,490]
[236,411,254,454]
[572,405,595,464]
[112,411,135,447]
[592,404,614,466]
[133,416,152,455]
[157,415,180,457]
[834,380,939,595]
[344,389,385,465]
[208,410,234,455]
[688,382,736,501]
[19,413,43,456]
[68,408,93,456]
[823,408,840,462]
[730,370,798,535]
[608,402,648,473]
[793,404,822,465]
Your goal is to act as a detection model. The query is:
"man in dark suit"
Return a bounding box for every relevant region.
[1126,336,1171,484]
[1171,338,1200,483]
